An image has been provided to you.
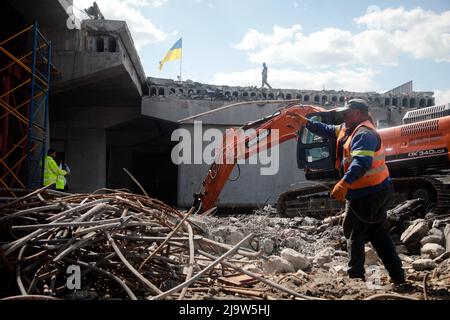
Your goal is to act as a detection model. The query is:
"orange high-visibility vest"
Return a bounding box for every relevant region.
[335,120,390,190]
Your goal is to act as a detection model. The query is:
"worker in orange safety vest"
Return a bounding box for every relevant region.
[288,98,405,286]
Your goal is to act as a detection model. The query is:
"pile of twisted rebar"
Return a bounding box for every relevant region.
[0,187,318,300]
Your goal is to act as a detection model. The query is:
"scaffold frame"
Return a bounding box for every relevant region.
[0,22,51,195]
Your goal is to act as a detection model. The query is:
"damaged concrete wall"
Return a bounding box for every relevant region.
[177,124,305,208]
[50,20,146,97]
[143,78,436,209]
[145,77,435,127]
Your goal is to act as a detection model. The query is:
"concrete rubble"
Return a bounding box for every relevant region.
[1,191,450,300]
[199,204,450,300]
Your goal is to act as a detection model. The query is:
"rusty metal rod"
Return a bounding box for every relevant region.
[0,203,62,223]
[47,198,112,222]
[178,220,195,300]
[65,258,137,300]
[105,231,162,296]
[151,233,253,300]
[138,206,196,272]
[16,245,28,295]
[123,168,149,197]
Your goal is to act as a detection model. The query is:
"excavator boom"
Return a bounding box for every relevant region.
[194,104,326,213]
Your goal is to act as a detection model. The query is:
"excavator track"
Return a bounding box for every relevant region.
[277,174,450,218]
[277,183,341,219]
[392,174,450,214]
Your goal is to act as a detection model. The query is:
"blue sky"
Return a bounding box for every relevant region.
[74,0,450,103]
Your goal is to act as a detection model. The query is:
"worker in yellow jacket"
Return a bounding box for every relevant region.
[43,149,67,189]
[57,162,70,190]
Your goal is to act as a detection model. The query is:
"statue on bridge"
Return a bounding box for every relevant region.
[85,2,105,20]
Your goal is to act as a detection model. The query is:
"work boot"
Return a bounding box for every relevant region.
[391,274,406,286]
[348,274,366,282]
[390,269,406,284]
[392,276,406,285]
[392,280,414,293]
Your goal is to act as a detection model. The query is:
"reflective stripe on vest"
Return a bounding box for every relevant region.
[335,125,347,171]
[339,120,390,190]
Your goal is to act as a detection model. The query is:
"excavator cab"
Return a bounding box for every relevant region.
[297,111,341,180]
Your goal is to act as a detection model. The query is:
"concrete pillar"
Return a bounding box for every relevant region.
[66,128,106,193]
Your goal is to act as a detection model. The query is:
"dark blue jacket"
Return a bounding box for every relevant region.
[306,120,391,200]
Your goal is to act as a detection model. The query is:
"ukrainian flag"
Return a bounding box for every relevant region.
[159,38,182,70]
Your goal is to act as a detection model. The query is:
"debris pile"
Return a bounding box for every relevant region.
[1,190,449,300]
[200,204,450,300]
[0,189,318,300]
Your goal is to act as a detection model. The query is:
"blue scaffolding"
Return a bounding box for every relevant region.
[0,22,51,194]
[26,22,52,189]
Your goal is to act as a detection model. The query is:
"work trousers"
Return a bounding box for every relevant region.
[343,185,404,281]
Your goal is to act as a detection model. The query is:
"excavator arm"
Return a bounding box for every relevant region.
[194,104,327,213]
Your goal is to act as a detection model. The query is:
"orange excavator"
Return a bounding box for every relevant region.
[193,103,450,217]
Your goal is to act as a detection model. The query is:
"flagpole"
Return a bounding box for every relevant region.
[179,48,182,82]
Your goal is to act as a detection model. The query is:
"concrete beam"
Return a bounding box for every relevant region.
[83,20,146,92]
[52,65,142,108]
[7,0,70,28]
[48,19,146,99]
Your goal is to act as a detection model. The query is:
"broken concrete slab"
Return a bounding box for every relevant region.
[412,259,437,271]
[212,226,229,240]
[302,217,320,226]
[263,256,295,274]
[313,247,334,267]
[445,224,450,252]
[421,243,446,259]
[282,236,306,250]
[280,248,311,271]
[331,265,347,276]
[399,253,414,264]
[428,227,444,239]
[229,230,245,245]
[261,238,275,255]
[400,219,429,248]
[435,258,450,277]
[242,264,261,273]
[420,235,443,246]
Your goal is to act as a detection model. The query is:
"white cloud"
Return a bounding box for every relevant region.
[248,28,358,67]
[233,25,396,67]
[148,0,168,7]
[355,7,450,62]
[119,0,167,7]
[354,6,435,31]
[213,67,378,92]
[232,7,450,67]
[434,89,450,105]
[232,25,302,51]
[74,0,167,50]
[352,29,399,66]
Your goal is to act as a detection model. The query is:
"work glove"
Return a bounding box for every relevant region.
[286,112,308,126]
[330,179,349,202]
